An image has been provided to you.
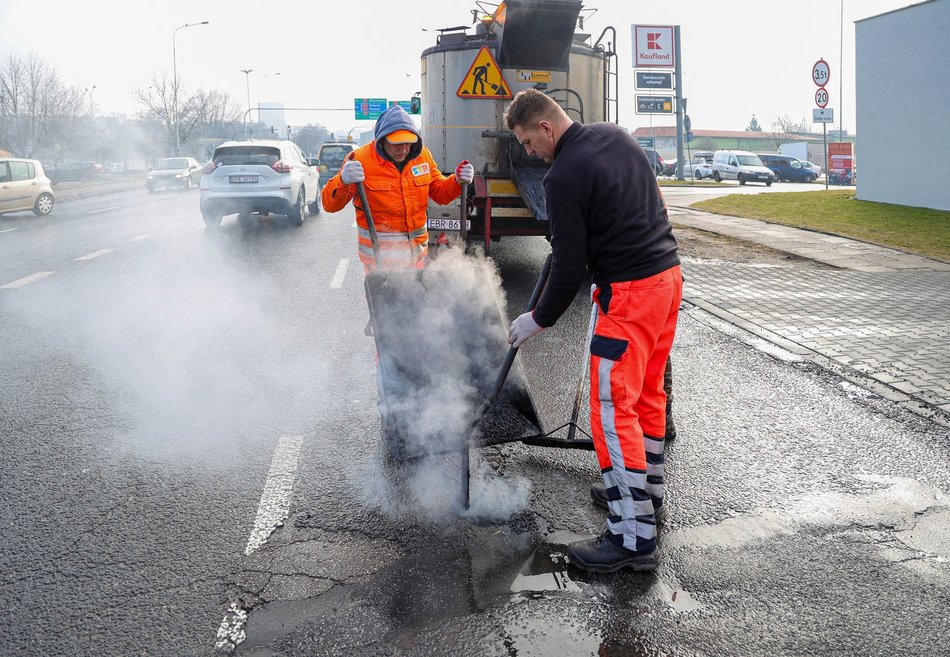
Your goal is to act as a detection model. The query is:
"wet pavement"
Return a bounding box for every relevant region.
[668,206,950,427]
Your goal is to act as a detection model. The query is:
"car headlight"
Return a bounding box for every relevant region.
[176,173,185,179]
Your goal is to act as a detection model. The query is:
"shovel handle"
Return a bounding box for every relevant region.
[356,181,382,268]
[459,181,469,243]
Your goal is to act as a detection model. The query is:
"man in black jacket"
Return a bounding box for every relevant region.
[505,89,683,573]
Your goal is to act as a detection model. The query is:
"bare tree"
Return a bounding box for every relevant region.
[768,114,807,150]
[293,124,332,157]
[0,52,92,159]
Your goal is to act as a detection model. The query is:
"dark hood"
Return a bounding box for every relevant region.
[373,105,423,162]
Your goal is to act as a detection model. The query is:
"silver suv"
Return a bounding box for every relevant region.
[199,140,320,227]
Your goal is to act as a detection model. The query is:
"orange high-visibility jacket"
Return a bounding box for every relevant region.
[321,142,461,271]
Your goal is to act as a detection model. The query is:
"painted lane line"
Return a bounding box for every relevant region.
[0,228,17,234]
[74,249,115,262]
[88,207,119,215]
[330,259,350,289]
[244,435,303,555]
[1,271,56,289]
[128,234,152,242]
[214,603,249,651]
[214,435,303,652]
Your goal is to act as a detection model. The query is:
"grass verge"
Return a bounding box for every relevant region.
[691,189,950,261]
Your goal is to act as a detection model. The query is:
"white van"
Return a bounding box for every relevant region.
[712,150,774,186]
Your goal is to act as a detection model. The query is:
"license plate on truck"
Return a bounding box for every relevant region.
[229,175,258,184]
[428,218,471,231]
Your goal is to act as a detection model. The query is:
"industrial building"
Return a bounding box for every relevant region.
[856,0,950,211]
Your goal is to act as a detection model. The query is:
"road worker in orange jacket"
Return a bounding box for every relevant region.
[321,105,474,272]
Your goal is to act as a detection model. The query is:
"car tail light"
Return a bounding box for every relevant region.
[203,161,217,174]
[271,160,293,174]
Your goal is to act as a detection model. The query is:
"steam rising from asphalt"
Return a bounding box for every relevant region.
[3,233,331,462]
[357,247,533,521]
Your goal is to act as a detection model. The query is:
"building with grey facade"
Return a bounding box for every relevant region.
[856,0,950,211]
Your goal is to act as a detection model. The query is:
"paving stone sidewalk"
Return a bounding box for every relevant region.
[669,207,950,427]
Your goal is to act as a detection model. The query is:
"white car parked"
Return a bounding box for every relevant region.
[712,150,774,186]
[199,140,320,227]
[801,160,823,177]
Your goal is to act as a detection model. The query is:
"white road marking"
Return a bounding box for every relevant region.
[214,603,248,651]
[88,207,119,215]
[214,435,303,652]
[245,435,303,555]
[330,259,350,289]
[0,228,17,234]
[1,271,56,289]
[74,249,115,261]
[128,234,152,242]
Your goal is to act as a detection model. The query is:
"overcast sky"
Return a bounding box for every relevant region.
[0,0,918,136]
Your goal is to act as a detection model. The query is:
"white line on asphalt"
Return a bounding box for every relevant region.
[128,234,152,242]
[1,271,56,289]
[244,435,303,555]
[214,435,303,652]
[0,228,16,234]
[88,207,119,215]
[74,249,115,261]
[330,259,350,289]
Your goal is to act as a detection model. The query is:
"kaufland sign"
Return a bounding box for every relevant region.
[633,25,675,68]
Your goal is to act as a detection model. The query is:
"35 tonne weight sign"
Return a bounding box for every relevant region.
[812,59,830,87]
[815,87,829,108]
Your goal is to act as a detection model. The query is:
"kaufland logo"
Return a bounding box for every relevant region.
[634,25,675,66]
[647,32,662,49]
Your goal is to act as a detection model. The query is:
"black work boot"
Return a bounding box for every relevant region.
[566,531,657,573]
[589,481,667,524]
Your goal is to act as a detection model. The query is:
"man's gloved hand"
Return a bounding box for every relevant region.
[455,160,474,184]
[341,160,365,185]
[508,311,544,348]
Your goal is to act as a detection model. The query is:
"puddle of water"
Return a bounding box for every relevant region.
[510,546,580,595]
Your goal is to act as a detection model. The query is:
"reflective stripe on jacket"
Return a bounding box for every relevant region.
[321,142,461,271]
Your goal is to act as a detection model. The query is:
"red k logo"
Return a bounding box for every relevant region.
[647,32,662,49]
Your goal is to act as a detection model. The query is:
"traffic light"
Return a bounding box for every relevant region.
[410,94,421,115]
[269,126,276,134]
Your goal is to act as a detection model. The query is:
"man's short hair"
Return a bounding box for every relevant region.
[504,89,561,131]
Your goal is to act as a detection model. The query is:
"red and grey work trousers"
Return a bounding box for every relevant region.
[590,265,683,553]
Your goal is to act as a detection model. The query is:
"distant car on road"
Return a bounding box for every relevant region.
[801,160,823,176]
[642,147,665,175]
[46,160,102,183]
[712,150,774,186]
[314,142,356,189]
[0,157,55,216]
[757,153,818,183]
[200,140,320,227]
[146,157,203,192]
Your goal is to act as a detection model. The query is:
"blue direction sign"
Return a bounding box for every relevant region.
[636,95,674,114]
[635,71,673,90]
[635,137,655,149]
[354,98,387,120]
[388,100,413,113]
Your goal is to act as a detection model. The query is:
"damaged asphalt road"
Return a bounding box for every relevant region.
[223,228,950,657]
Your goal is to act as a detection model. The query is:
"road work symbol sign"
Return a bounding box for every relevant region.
[457,47,512,99]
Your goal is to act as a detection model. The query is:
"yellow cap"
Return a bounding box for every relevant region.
[386,130,418,144]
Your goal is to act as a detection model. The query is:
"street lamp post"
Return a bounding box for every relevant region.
[172,20,209,155]
[240,69,253,138]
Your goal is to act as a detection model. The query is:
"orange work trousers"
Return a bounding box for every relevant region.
[590,265,683,553]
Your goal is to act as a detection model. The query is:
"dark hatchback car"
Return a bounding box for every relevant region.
[45,161,102,183]
[757,153,818,183]
[146,157,203,192]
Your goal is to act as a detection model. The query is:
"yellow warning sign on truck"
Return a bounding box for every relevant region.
[457,47,512,99]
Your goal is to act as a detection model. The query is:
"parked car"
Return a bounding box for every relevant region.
[314,142,357,189]
[642,147,665,175]
[0,157,55,216]
[757,153,818,183]
[801,160,823,176]
[146,157,203,192]
[200,140,320,227]
[712,150,774,186]
[45,160,102,183]
[661,159,678,177]
[103,162,126,174]
[687,157,715,180]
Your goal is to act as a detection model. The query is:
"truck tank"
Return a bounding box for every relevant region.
[420,0,617,253]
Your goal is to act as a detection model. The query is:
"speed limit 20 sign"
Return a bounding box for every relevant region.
[812,59,830,87]
[815,87,829,108]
